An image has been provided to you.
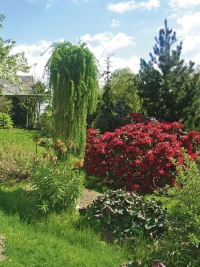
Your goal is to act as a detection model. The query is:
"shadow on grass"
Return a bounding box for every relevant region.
[0,186,45,223]
[84,174,112,194]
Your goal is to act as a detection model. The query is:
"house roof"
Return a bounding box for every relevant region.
[0,76,45,97]
[0,75,34,96]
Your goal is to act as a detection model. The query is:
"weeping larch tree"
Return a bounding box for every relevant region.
[45,41,99,155]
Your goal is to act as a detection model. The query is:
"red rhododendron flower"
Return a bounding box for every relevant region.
[84,115,200,193]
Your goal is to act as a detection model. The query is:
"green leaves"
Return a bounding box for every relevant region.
[31,161,84,213]
[45,41,99,155]
[0,112,13,129]
[79,189,169,239]
[0,15,29,89]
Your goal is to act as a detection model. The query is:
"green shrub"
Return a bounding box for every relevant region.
[170,153,200,248]
[171,153,200,215]
[31,159,84,213]
[79,189,169,239]
[0,112,13,129]
[40,111,53,137]
[0,141,33,181]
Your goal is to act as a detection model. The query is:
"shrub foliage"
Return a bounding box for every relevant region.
[0,112,13,129]
[79,189,169,239]
[85,116,200,193]
[31,139,84,213]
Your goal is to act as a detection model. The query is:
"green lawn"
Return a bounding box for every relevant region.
[0,129,133,267]
[1,128,200,267]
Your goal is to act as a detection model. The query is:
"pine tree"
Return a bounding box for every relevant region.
[136,19,200,123]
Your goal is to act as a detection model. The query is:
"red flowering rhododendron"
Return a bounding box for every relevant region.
[85,118,200,193]
[125,112,148,124]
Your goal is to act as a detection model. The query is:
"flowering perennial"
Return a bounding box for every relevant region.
[85,120,200,193]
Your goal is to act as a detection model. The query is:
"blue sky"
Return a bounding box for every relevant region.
[1,0,200,81]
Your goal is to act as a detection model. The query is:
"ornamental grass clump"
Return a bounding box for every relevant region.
[79,189,169,239]
[85,116,200,193]
[31,139,84,213]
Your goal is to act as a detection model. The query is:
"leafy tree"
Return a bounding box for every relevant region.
[30,81,48,127]
[0,14,29,87]
[0,14,29,127]
[0,95,12,114]
[95,64,140,132]
[18,95,36,129]
[0,95,13,128]
[86,88,103,128]
[110,67,141,111]
[18,81,47,129]
[113,98,132,128]
[136,19,200,123]
[183,66,200,132]
[45,41,99,154]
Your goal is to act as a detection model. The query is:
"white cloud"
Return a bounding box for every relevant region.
[46,0,53,9]
[81,32,139,73]
[109,55,140,73]
[111,19,120,27]
[81,32,136,54]
[98,54,140,79]
[108,0,160,13]
[25,0,54,10]
[139,0,160,10]
[174,12,200,66]
[9,32,139,84]
[176,12,200,36]
[11,40,52,82]
[168,0,200,8]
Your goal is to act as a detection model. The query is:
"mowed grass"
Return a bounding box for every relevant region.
[0,128,43,153]
[0,209,130,267]
[0,129,133,267]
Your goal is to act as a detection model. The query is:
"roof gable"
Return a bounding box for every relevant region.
[0,75,34,96]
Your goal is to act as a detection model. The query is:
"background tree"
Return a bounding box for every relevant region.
[0,95,13,128]
[0,14,29,87]
[110,67,141,111]
[0,95,12,114]
[136,19,200,123]
[183,67,200,131]
[45,41,99,154]
[0,14,29,128]
[18,81,47,129]
[30,81,48,127]
[94,54,116,133]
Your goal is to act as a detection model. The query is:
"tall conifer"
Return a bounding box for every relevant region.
[136,19,200,123]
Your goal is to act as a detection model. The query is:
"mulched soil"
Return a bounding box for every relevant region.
[77,188,103,208]
[0,234,6,261]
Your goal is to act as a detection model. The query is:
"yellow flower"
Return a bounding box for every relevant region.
[60,147,67,152]
[75,159,84,167]
[55,140,62,147]
[43,153,49,158]
[50,155,57,161]
[68,141,74,148]
[33,137,40,143]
